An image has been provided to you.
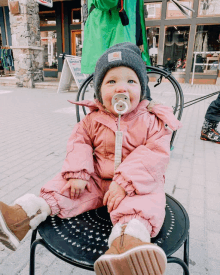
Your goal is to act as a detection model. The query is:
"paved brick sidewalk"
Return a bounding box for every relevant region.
[0,83,220,275]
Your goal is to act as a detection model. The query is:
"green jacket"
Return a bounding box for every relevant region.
[81,0,150,74]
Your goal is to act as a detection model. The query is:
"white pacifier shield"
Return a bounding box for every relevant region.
[112,94,130,115]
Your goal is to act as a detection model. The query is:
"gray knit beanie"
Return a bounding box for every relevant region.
[93,42,150,103]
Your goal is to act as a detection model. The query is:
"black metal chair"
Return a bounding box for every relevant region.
[29,67,189,275]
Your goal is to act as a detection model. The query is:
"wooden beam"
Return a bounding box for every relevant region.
[61,1,65,52]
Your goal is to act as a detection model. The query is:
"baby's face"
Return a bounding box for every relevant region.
[100,66,141,116]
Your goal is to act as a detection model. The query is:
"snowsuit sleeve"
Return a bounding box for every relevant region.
[113,114,171,196]
[61,117,94,182]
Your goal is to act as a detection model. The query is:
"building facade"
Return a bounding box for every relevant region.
[0,0,220,84]
[0,5,13,76]
[145,0,220,84]
[0,0,82,83]
[38,0,82,78]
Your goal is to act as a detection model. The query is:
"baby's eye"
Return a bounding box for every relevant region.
[128,80,135,83]
[109,80,115,84]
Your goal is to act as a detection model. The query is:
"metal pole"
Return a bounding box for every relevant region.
[191,52,197,86]
[184,234,189,268]
[2,7,9,46]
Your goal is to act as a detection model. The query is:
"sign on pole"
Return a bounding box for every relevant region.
[36,0,53,8]
[57,55,92,93]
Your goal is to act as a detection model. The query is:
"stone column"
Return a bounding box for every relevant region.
[8,0,44,87]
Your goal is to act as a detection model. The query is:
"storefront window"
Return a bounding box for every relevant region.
[146,27,160,66]
[71,31,82,56]
[40,31,58,70]
[71,8,81,24]
[0,27,2,47]
[192,25,220,74]
[39,11,56,26]
[166,0,193,19]
[163,26,190,72]
[145,2,162,20]
[198,0,220,17]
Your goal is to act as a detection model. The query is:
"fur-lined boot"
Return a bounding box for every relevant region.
[94,219,167,275]
[0,194,51,251]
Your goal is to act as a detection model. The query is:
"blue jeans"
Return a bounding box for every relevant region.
[205,93,220,122]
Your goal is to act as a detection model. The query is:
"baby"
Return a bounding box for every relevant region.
[0,42,181,275]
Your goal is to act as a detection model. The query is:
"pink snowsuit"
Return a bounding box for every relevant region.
[40,99,182,237]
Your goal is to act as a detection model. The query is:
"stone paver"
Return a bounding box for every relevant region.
[0,83,220,274]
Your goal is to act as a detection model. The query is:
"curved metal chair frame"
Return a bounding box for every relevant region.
[29,67,189,275]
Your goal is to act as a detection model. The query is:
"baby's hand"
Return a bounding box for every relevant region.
[61,179,88,199]
[103,181,126,213]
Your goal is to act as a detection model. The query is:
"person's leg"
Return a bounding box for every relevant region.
[94,190,167,275]
[201,93,220,143]
[205,92,220,123]
[40,173,105,219]
[0,173,106,251]
[110,188,166,238]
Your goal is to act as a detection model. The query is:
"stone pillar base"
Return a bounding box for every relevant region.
[12,46,44,88]
[9,0,43,88]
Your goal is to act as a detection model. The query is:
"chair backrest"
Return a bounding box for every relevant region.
[75,66,184,149]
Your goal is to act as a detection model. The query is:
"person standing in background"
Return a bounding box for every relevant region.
[200,93,220,143]
[81,0,151,74]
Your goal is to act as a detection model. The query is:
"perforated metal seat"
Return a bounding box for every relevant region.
[30,194,189,274]
[29,67,189,275]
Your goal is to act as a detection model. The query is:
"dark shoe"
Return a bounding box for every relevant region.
[201,129,220,143]
[208,121,220,135]
[201,120,220,143]
[200,132,220,143]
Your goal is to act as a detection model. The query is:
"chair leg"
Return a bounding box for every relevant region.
[167,257,190,275]
[30,229,37,246]
[184,233,190,268]
[29,239,46,275]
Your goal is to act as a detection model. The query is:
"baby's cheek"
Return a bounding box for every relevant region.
[105,91,114,101]
[128,100,139,113]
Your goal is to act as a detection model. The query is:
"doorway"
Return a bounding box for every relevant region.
[71,30,82,56]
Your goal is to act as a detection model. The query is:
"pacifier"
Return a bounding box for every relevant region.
[111,94,130,115]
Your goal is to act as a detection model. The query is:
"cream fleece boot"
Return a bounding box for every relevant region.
[0,194,51,251]
[94,219,167,275]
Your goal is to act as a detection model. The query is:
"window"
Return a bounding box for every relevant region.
[146,27,160,66]
[71,8,81,24]
[39,11,56,26]
[163,26,190,72]
[198,0,220,17]
[71,31,82,56]
[166,0,194,19]
[145,2,162,20]
[192,25,220,74]
[40,31,58,70]
[0,27,2,47]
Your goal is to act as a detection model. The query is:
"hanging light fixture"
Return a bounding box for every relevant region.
[169,0,195,18]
